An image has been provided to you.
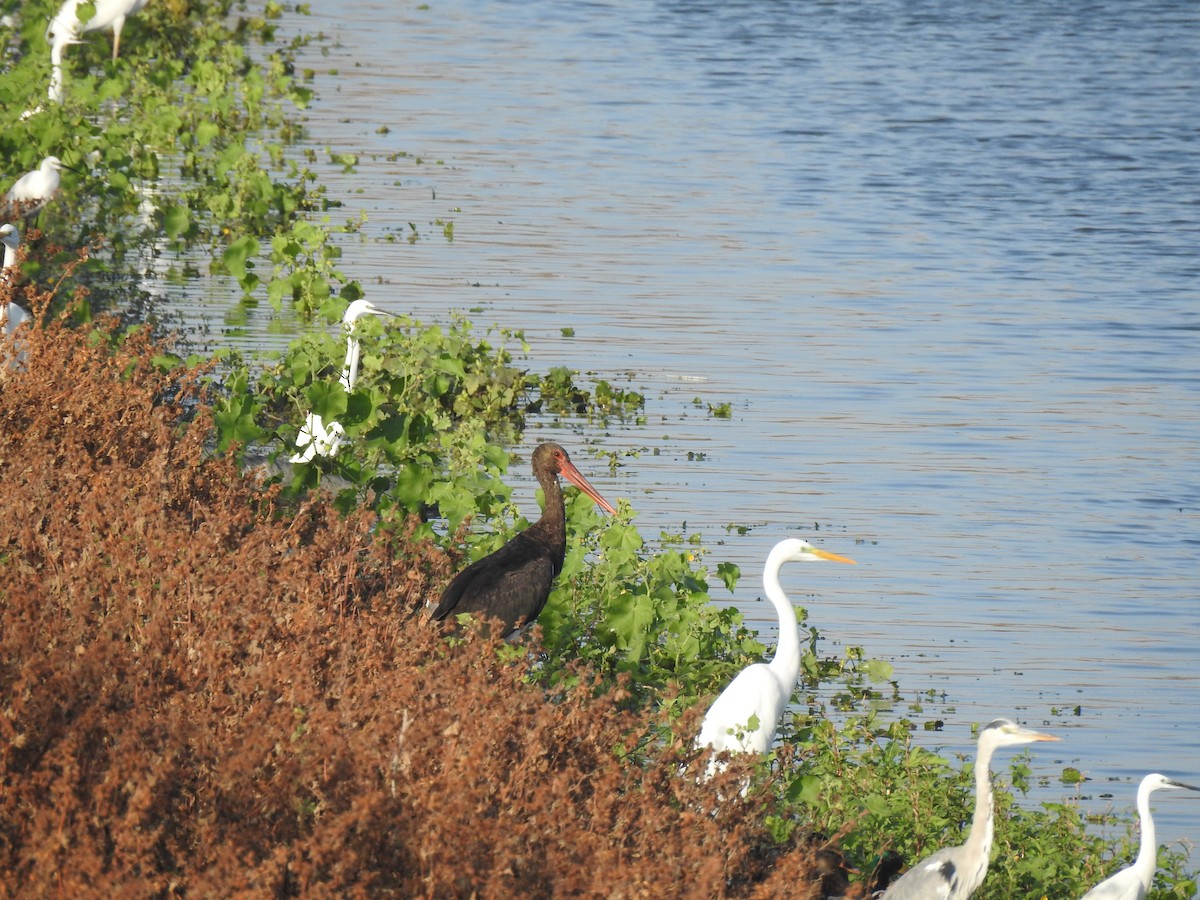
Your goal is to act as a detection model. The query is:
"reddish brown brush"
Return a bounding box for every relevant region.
[0,310,827,897]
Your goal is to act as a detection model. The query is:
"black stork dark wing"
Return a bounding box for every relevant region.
[431,528,560,635]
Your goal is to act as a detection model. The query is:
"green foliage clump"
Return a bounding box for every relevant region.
[257,309,529,526]
[539,516,762,703]
[531,365,645,420]
[210,308,654,550]
[1,0,341,318]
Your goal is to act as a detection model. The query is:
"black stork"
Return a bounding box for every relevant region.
[814,848,856,899]
[431,441,616,637]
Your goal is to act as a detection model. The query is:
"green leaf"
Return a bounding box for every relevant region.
[605,591,655,658]
[786,774,823,807]
[223,235,260,280]
[716,561,740,593]
[861,658,894,682]
[306,381,348,421]
[163,205,190,240]
[864,793,891,817]
[213,395,263,454]
[196,120,221,148]
[600,522,644,555]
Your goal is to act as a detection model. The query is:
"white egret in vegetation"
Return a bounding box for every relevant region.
[1,224,30,361]
[696,538,856,778]
[19,32,79,119]
[4,156,68,221]
[882,719,1060,900]
[47,31,83,104]
[1080,773,1200,900]
[291,299,393,464]
[47,0,151,61]
[1,223,21,272]
[1,224,30,333]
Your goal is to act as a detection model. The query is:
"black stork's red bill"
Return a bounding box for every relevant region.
[432,441,616,637]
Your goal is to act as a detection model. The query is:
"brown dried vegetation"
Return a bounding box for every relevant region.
[0,307,825,897]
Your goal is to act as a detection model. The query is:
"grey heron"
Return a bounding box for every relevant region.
[882,719,1059,900]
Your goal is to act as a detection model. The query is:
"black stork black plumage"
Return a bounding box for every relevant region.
[815,848,856,899]
[431,441,616,637]
[868,850,905,895]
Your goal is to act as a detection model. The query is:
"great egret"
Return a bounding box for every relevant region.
[882,719,1060,900]
[17,33,80,119]
[4,156,68,221]
[47,0,151,61]
[1,224,30,337]
[696,538,856,775]
[1080,773,1200,900]
[290,299,393,464]
[48,31,81,104]
[432,441,616,637]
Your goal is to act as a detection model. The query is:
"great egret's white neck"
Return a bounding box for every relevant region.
[1130,777,1161,888]
[49,38,70,103]
[762,542,802,690]
[339,333,362,390]
[337,302,391,390]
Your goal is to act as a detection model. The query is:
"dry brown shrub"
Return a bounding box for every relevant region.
[0,310,825,898]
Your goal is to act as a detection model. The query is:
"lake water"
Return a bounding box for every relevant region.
[163,0,1200,857]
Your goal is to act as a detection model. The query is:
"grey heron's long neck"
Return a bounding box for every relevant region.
[764,547,801,689]
[963,739,997,870]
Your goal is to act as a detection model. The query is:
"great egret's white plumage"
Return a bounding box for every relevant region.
[1,223,30,371]
[1080,773,1200,900]
[291,299,393,464]
[47,0,151,61]
[882,719,1060,900]
[696,538,855,777]
[18,33,79,118]
[47,31,80,104]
